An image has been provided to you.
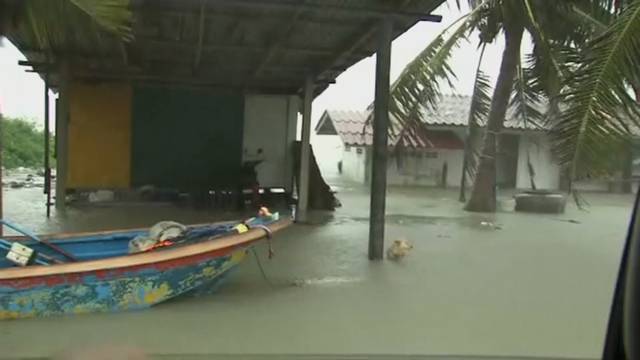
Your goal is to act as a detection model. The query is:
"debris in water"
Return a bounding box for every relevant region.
[291,276,362,287]
[479,221,502,230]
[386,239,413,261]
[553,219,581,224]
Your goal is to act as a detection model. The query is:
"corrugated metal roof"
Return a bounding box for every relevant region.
[10,0,445,94]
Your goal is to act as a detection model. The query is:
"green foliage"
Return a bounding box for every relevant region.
[1,117,53,169]
[1,0,132,49]
[552,0,640,183]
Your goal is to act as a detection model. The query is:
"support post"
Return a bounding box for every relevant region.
[0,110,3,236]
[55,62,70,209]
[296,75,313,222]
[368,18,392,260]
[44,74,52,217]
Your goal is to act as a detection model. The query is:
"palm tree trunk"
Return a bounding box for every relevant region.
[459,124,482,202]
[465,24,524,212]
[459,141,469,202]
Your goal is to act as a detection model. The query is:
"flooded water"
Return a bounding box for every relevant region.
[0,177,634,359]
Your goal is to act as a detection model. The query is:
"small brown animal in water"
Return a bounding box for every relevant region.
[386,239,413,260]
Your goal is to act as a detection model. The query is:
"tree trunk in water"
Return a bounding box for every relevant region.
[459,145,469,202]
[527,156,537,190]
[465,25,524,212]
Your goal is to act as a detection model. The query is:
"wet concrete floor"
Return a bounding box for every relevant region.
[0,183,634,359]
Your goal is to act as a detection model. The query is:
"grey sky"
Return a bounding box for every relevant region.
[0,4,512,127]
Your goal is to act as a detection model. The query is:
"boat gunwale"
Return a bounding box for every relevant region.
[0,219,292,281]
[2,220,238,243]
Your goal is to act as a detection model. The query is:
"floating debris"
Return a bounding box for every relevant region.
[553,219,582,224]
[291,276,362,287]
[479,221,502,230]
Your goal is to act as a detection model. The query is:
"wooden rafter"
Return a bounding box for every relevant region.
[308,0,442,94]
[169,0,442,22]
[193,0,206,70]
[251,2,307,79]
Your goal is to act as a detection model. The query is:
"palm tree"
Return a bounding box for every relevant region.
[1,0,131,39]
[551,0,640,198]
[387,0,595,212]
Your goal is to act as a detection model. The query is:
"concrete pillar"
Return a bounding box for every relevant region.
[369,18,393,260]
[44,74,52,217]
[55,62,70,209]
[296,75,313,222]
[0,111,4,236]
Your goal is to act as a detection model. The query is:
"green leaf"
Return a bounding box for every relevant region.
[378,0,495,141]
[510,56,544,129]
[552,0,640,184]
[69,0,132,39]
[462,44,491,183]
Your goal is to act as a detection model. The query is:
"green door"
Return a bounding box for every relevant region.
[131,86,244,190]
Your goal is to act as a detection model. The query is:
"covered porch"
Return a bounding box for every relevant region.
[3,0,444,258]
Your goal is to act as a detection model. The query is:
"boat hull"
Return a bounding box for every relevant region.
[0,245,248,319]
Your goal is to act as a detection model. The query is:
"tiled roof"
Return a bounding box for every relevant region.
[319,110,373,146]
[419,94,544,130]
[316,109,464,149]
[315,95,546,148]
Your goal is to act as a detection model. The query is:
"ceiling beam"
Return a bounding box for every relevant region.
[142,39,340,56]
[309,0,443,94]
[193,0,206,70]
[187,0,442,22]
[251,1,307,79]
[64,69,335,91]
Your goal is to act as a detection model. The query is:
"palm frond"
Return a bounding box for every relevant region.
[510,56,544,129]
[512,56,544,189]
[374,0,495,138]
[0,0,21,36]
[4,0,131,50]
[8,0,132,56]
[69,0,132,39]
[571,2,613,32]
[459,44,491,201]
[552,0,640,184]
[521,0,586,130]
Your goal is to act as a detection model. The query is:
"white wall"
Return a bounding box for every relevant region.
[341,145,368,183]
[386,149,464,187]
[516,133,561,190]
[243,95,298,191]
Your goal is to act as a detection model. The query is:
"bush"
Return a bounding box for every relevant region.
[1,116,53,169]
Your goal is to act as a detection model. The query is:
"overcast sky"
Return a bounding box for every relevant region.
[0,3,512,128]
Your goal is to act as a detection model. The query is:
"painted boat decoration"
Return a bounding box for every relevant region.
[0,216,291,319]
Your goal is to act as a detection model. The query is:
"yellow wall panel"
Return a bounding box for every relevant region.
[68,82,132,189]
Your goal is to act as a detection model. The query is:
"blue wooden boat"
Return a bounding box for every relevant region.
[0,218,291,319]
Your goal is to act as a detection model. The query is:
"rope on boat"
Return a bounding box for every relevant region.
[251,224,275,259]
[250,247,274,287]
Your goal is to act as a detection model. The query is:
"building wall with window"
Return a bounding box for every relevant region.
[386,149,464,187]
[340,146,464,187]
[342,145,369,183]
[516,133,561,190]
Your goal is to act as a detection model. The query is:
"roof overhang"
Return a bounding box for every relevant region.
[10,0,444,96]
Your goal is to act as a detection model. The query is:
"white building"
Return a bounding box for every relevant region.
[315,95,563,190]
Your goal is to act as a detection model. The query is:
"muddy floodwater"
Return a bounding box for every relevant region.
[0,177,634,359]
